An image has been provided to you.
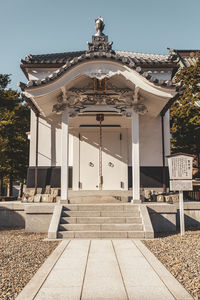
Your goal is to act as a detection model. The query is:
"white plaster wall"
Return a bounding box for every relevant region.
[164,110,171,164]
[27,68,57,80]
[147,72,171,81]
[38,118,51,166]
[142,69,172,81]
[55,126,73,166]
[128,114,165,166]
[29,111,73,167]
[29,111,170,168]
[140,115,163,166]
[30,114,52,166]
[29,110,36,166]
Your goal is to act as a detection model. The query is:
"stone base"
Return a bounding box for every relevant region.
[131,199,142,204]
[60,199,69,204]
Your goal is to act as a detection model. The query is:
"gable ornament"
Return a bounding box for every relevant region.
[52,84,147,116]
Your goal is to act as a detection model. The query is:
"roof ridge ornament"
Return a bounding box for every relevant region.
[95,17,105,36]
[88,17,114,53]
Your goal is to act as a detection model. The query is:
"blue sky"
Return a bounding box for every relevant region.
[1,0,200,90]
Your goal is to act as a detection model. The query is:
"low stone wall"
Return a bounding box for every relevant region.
[25,204,55,233]
[146,203,177,232]
[0,202,25,228]
[0,201,200,234]
[175,201,200,229]
[0,202,55,232]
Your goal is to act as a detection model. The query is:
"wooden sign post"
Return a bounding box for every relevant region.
[167,153,194,236]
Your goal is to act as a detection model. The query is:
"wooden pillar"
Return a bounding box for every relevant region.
[161,114,166,193]
[35,113,39,194]
[61,109,69,202]
[132,110,141,203]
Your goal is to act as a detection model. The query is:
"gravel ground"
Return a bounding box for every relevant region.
[1,228,199,299]
[143,229,200,300]
[0,228,59,300]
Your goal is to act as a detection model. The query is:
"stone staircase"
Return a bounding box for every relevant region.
[56,204,147,239]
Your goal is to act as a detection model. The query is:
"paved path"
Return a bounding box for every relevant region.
[17,239,193,300]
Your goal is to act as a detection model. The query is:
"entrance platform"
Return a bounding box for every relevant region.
[68,190,133,196]
[67,190,132,204]
[16,239,192,300]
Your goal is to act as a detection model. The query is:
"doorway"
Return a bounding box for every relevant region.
[79,128,128,190]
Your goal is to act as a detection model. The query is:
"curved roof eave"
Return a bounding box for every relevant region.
[18,51,177,92]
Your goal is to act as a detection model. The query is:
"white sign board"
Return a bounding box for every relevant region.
[170,180,193,191]
[167,154,193,236]
[168,155,193,180]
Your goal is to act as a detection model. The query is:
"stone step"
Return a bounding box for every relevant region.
[57,231,145,239]
[69,196,125,204]
[101,211,140,217]
[62,204,139,212]
[61,211,140,217]
[62,211,101,217]
[59,223,143,231]
[60,216,142,224]
[60,217,77,224]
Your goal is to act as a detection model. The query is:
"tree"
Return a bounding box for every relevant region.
[170,59,200,175]
[0,74,30,196]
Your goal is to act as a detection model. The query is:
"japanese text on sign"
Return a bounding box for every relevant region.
[168,156,193,180]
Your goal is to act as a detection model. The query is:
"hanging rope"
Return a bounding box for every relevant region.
[96,114,104,190]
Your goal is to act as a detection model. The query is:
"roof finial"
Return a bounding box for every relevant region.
[87,17,113,53]
[95,17,105,36]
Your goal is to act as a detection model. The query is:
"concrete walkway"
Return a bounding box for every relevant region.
[17,240,193,300]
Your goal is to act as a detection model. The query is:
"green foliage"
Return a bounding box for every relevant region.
[0,74,11,90]
[170,59,200,167]
[0,74,30,183]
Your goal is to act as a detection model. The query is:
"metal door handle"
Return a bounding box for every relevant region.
[108,162,114,167]
[89,162,94,167]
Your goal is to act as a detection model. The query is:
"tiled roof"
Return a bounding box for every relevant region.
[116,51,171,65]
[21,51,85,65]
[19,51,176,91]
[21,50,173,67]
[169,49,200,67]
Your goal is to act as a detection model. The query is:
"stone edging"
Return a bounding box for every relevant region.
[139,205,154,239]
[16,240,70,300]
[48,205,63,239]
[134,240,193,300]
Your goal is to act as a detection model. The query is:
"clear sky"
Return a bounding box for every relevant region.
[1,0,200,90]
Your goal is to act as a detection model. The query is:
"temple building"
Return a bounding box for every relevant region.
[19,17,178,204]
